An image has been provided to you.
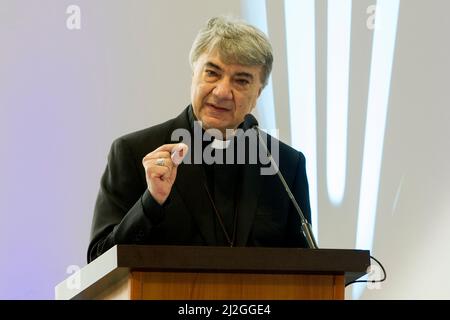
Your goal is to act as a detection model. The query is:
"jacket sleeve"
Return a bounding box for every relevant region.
[87,137,165,263]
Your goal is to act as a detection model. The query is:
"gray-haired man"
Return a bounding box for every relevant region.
[88,17,311,262]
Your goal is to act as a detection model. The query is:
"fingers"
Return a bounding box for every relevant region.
[142,144,183,205]
[171,143,189,165]
[148,151,171,159]
[153,143,181,153]
[142,149,171,170]
[143,151,172,167]
[143,151,170,161]
[142,144,183,181]
[143,156,173,178]
[143,143,189,168]
[146,164,171,180]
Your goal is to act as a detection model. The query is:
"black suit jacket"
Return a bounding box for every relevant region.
[88,106,312,262]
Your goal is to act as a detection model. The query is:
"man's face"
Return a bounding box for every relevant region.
[190,50,263,136]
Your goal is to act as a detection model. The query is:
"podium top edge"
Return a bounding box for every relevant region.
[112,245,370,273]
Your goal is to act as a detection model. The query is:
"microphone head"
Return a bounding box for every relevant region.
[243,114,258,130]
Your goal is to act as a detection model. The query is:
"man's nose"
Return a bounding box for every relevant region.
[212,79,233,100]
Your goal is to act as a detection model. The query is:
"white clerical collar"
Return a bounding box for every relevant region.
[211,138,231,149]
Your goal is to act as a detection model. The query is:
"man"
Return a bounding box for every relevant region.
[88,16,312,263]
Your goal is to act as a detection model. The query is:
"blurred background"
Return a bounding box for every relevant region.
[1,0,449,299]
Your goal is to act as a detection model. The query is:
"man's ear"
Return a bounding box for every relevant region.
[257,86,263,97]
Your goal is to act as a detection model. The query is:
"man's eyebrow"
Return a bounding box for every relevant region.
[235,72,254,80]
[205,62,222,70]
[204,62,254,80]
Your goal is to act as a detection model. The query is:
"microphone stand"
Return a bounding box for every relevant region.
[253,127,319,249]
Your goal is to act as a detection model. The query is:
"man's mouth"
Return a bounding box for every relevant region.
[205,103,230,112]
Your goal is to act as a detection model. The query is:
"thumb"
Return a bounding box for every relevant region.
[171,143,189,166]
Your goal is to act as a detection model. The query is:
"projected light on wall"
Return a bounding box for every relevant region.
[327,0,352,206]
[241,0,277,133]
[354,0,400,298]
[284,0,319,239]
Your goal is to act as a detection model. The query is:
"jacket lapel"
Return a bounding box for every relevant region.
[235,163,263,246]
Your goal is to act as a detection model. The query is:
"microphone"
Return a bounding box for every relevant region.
[243,113,259,130]
[243,114,319,249]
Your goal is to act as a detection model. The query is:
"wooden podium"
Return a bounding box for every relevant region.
[55,245,369,300]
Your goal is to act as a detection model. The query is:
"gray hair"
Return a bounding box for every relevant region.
[189,16,273,87]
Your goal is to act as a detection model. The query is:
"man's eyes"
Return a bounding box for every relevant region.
[235,79,250,86]
[205,69,218,77]
[204,70,251,87]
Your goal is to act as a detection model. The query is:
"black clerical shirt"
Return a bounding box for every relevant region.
[188,106,242,246]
